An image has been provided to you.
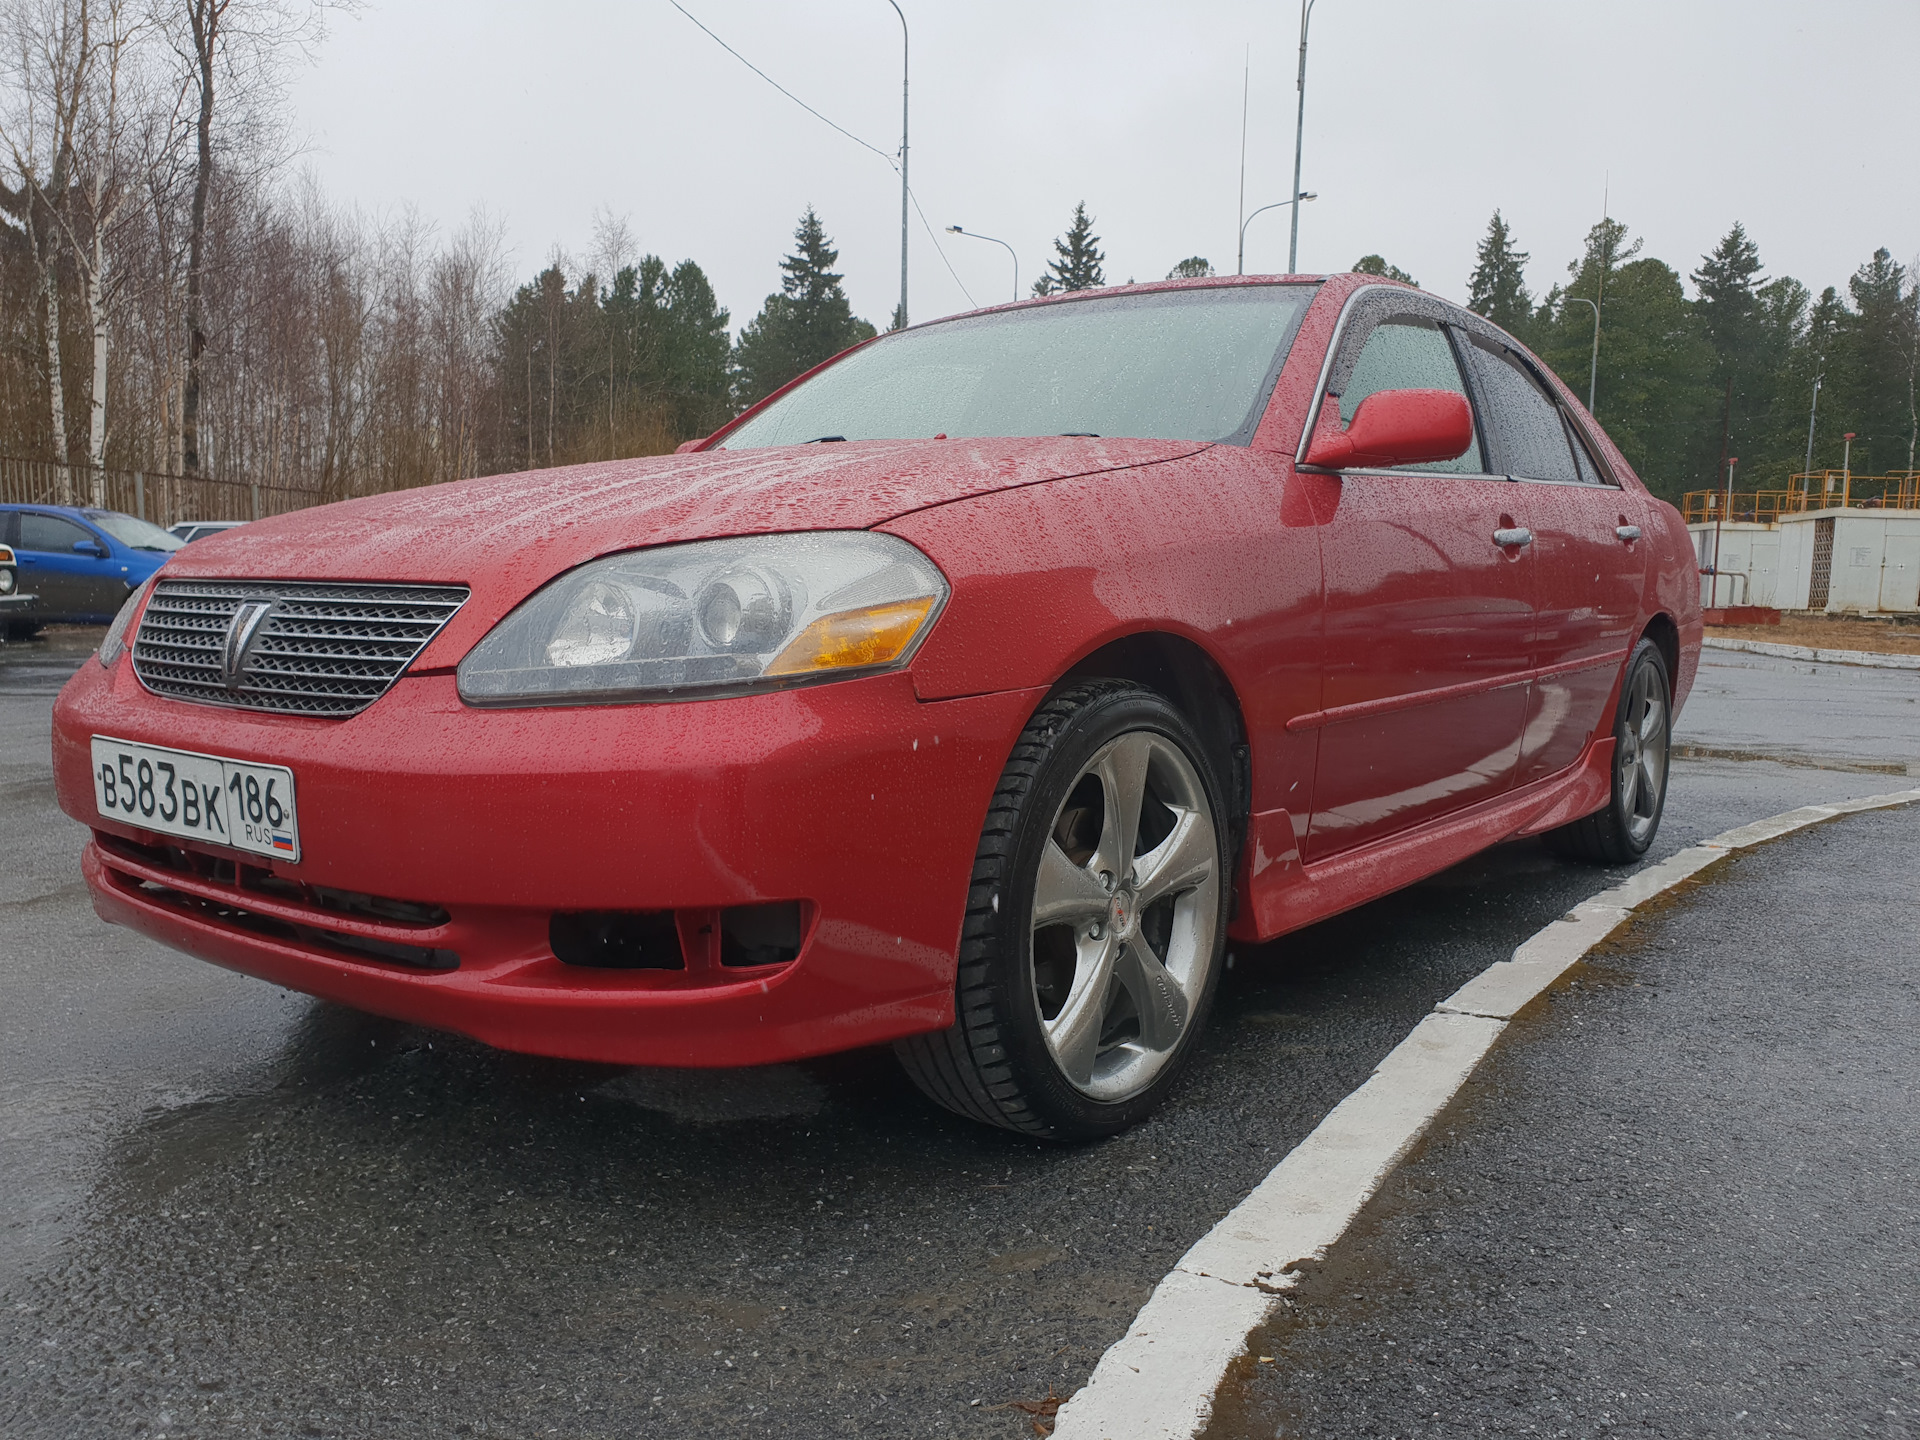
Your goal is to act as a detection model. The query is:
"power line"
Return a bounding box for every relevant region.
[667,1,895,167]
[667,0,974,316]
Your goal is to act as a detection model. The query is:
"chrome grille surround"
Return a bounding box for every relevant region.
[131,579,469,718]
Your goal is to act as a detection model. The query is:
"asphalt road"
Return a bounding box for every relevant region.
[3,631,1916,1438]
[1201,805,1920,1440]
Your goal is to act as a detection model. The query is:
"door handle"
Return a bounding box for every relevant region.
[1492,526,1533,548]
[1615,524,1641,542]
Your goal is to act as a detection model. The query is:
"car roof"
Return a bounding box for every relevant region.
[1,502,109,521]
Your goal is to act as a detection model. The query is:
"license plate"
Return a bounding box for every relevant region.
[90,736,300,862]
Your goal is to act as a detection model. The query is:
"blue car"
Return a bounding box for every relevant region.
[0,503,183,633]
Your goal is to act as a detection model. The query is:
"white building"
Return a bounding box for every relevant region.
[1690,508,1920,613]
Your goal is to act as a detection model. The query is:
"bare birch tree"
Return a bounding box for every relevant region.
[53,0,153,490]
[0,0,91,493]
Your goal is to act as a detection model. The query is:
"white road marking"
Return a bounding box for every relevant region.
[1050,786,1920,1440]
[1704,637,1920,671]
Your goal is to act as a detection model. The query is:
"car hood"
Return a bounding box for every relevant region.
[162,436,1206,668]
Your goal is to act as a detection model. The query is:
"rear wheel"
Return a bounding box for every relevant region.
[895,681,1230,1140]
[1546,637,1671,866]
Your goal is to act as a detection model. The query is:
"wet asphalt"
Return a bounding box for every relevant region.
[2,631,1916,1438]
[1201,806,1920,1440]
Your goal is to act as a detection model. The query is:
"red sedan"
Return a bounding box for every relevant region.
[53,272,1700,1140]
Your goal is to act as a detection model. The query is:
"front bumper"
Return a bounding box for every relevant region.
[54,660,1042,1066]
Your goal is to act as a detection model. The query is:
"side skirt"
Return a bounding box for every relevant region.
[1232,736,1615,943]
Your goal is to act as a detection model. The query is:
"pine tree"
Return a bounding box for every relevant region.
[1840,248,1917,474]
[1166,257,1214,279]
[1690,222,1769,484]
[1528,217,1714,499]
[1465,210,1531,332]
[1038,203,1105,293]
[1352,255,1417,287]
[733,207,877,406]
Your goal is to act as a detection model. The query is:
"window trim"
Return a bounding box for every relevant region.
[1294,285,1507,482]
[1300,286,1624,490]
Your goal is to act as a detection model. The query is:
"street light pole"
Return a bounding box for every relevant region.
[1563,295,1600,414]
[946,226,1018,302]
[886,0,908,329]
[1238,192,1317,275]
[1840,430,1855,508]
[1287,0,1318,274]
[1802,373,1822,502]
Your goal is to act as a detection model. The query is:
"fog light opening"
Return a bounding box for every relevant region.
[719,902,804,968]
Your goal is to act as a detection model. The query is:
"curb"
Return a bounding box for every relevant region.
[1704,636,1920,670]
[1049,786,1920,1440]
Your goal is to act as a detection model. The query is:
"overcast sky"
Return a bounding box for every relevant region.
[286,0,1919,332]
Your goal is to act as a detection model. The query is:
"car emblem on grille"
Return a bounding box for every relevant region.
[220,600,276,689]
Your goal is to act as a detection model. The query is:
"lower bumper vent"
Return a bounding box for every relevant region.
[550,902,804,972]
[124,875,459,970]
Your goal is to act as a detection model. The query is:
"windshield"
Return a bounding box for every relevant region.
[720,283,1318,450]
[86,510,185,551]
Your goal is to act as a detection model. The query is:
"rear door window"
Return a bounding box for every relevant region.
[1464,340,1580,483]
[1337,318,1486,474]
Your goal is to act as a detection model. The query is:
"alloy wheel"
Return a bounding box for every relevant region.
[1616,659,1669,847]
[1027,731,1221,1103]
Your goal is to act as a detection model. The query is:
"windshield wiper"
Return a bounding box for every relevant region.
[1059,432,1099,438]
[806,434,847,443]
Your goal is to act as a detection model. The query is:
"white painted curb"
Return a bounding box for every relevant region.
[1049,786,1920,1440]
[1704,636,1920,671]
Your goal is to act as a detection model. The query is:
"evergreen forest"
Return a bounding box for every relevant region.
[0,0,1912,508]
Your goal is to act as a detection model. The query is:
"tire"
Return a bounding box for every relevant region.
[1546,637,1672,866]
[895,681,1232,1141]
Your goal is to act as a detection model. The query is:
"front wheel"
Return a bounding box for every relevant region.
[1546,637,1672,866]
[895,681,1231,1141]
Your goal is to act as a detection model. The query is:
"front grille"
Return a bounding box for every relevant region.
[132,579,468,717]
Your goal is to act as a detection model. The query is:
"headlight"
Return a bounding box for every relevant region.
[98,579,151,669]
[457,532,949,706]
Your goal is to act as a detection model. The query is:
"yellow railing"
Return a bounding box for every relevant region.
[1682,472,1920,524]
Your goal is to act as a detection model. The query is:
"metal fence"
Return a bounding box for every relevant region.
[1681,472,1920,525]
[0,456,325,529]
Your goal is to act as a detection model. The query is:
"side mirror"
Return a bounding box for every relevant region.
[1303,388,1473,471]
[74,540,109,559]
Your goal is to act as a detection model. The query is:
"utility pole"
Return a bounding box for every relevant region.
[1287,0,1317,274]
[1802,373,1822,503]
[1840,431,1854,508]
[887,1,909,329]
[1236,46,1249,276]
[1712,457,1737,607]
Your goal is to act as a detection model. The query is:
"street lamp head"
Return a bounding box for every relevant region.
[1300,191,1318,202]
[946,225,962,234]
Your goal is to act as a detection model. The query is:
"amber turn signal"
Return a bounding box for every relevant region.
[765,597,935,676]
